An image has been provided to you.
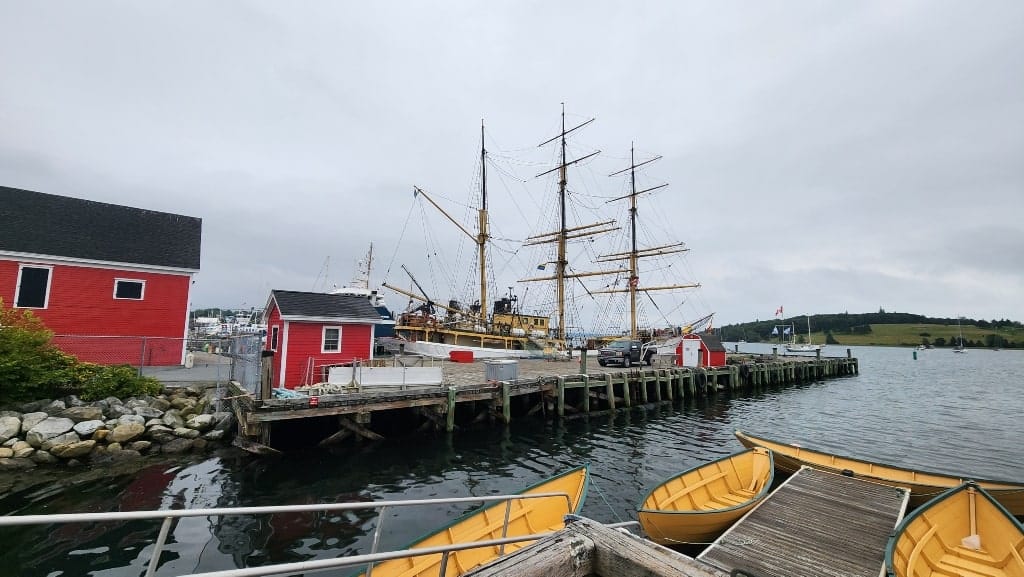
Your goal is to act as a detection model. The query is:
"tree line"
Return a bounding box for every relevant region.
[718,311,1023,349]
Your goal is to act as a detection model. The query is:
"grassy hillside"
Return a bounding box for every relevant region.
[785,323,1023,348]
[722,313,1023,349]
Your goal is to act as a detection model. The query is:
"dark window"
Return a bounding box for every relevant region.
[16,266,50,308]
[323,327,341,352]
[115,279,144,300]
[271,326,280,351]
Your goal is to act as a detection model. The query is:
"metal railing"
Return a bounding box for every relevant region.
[0,492,578,577]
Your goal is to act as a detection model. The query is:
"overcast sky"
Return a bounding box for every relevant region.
[2,1,1022,329]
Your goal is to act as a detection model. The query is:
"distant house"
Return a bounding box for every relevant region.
[678,333,727,367]
[0,186,202,365]
[263,289,385,389]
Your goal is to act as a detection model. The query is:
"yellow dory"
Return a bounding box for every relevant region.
[359,464,589,577]
[638,447,774,545]
[886,482,1024,577]
[735,429,1024,516]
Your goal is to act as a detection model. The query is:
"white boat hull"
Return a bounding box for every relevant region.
[401,340,551,360]
[785,344,824,352]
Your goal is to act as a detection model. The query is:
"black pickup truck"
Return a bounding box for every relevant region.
[596,339,655,367]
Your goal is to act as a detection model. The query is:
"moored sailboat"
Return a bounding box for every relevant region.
[785,315,824,352]
[953,316,968,353]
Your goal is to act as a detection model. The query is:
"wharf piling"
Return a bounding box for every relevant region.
[226,352,858,449]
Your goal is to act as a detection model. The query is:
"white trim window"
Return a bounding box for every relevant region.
[15,264,53,309]
[322,326,342,353]
[270,326,280,351]
[113,278,146,300]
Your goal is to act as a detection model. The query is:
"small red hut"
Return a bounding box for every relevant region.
[677,333,727,367]
[263,289,385,389]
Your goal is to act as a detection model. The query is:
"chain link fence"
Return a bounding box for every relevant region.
[50,334,263,391]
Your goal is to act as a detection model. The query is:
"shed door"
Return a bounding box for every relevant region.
[681,339,701,367]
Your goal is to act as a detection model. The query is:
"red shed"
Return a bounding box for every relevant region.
[264,289,385,389]
[677,333,728,367]
[0,186,201,366]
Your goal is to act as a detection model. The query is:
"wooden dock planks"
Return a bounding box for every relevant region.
[698,467,910,577]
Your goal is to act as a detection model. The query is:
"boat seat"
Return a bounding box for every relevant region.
[658,472,729,509]
[954,545,998,563]
[938,553,1007,577]
[716,493,750,505]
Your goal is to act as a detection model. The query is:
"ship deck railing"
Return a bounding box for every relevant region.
[0,492,637,577]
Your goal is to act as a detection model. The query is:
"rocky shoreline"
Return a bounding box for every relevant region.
[0,386,236,470]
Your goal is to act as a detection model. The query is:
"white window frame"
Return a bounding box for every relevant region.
[113,278,146,300]
[322,326,342,353]
[14,264,53,309]
[270,326,280,351]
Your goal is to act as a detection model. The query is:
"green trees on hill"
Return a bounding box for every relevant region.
[719,312,1022,349]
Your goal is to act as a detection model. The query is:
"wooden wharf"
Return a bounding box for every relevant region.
[697,467,910,577]
[226,350,858,448]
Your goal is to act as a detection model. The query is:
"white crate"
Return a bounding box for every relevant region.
[484,360,519,382]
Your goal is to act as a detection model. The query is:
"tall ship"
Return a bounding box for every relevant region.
[384,110,708,359]
[521,108,710,351]
[383,123,566,359]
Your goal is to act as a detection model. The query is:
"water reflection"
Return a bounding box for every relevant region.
[0,346,1021,575]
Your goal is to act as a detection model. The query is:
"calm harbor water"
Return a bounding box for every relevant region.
[2,345,1021,576]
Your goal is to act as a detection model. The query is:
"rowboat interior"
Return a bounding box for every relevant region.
[887,483,1024,577]
[361,465,589,577]
[643,448,772,514]
[639,447,773,545]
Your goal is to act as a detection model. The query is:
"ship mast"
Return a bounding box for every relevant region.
[522,105,618,341]
[388,123,491,327]
[477,121,488,326]
[595,143,699,339]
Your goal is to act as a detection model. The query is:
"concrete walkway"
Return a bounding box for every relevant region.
[140,352,232,385]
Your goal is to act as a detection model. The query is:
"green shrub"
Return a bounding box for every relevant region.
[0,302,71,401]
[73,364,162,401]
[0,299,163,403]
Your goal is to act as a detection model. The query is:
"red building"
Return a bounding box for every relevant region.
[0,186,202,366]
[677,333,728,367]
[263,290,385,389]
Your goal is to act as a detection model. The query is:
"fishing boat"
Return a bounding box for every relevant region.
[885,481,1024,577]
[358,464,590,577]
[637,447,774,545]
[785,315,824,352]
[734,430,1024,516]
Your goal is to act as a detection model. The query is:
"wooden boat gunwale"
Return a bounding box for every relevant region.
[404,463,589,542]
[884,481,1024,577]
[734,429,1024,489]
[358,464,589,577]
[637,447,775,517]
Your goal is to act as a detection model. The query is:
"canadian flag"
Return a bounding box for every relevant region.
[775,306,784,317]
